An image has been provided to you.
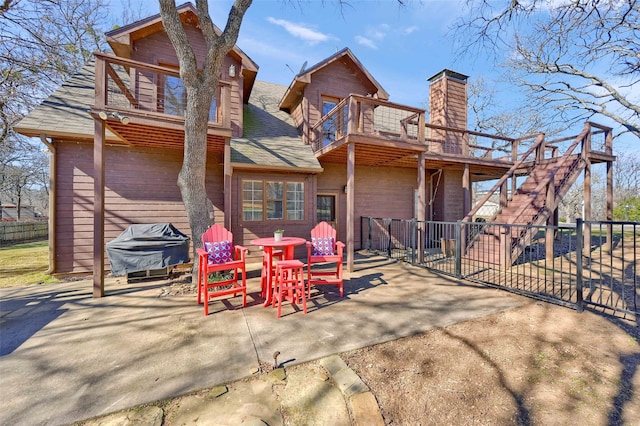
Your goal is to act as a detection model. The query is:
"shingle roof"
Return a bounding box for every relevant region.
[231,80,322,171]
[15,62,321,172]
[13,61,119,141]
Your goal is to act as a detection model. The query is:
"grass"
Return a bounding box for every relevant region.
[0,240,57,288]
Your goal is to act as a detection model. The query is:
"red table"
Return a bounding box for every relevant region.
[250,237,306,306]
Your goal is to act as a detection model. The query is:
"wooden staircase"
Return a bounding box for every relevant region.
[463,124,595,266]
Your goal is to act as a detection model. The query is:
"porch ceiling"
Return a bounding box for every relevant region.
[90,109,229,152]
[316,137,513,181]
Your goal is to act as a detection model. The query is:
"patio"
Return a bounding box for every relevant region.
[0,252,524,425]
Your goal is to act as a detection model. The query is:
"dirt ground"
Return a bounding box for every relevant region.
[341,301,640,425]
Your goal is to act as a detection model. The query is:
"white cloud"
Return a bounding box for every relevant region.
[403,25,419,35]
[355,35,378,50]
[266,17,331,45]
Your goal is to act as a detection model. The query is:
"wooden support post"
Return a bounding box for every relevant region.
[462,163,471,217]
[500,180,508,210]
[93,119,105,298]
[606,159,613,252]
[346,143,355,272]
[93,57,107,298]
[546,182,555,262]
[224,141,232,231]
[417,152,426,263]
[583,159,592,254]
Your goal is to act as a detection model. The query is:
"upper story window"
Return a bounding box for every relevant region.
[321,96,347,147]
[242,179,305,222]
[160,64,217,122]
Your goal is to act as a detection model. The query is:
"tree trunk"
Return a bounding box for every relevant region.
[158,0,252,281]
[179,83,216,255]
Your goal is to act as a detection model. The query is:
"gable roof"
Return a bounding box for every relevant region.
[279,47,389,113]
[231,80,322,172]
[106,2,259,103]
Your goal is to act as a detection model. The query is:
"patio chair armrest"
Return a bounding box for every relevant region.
[234,245,249,261]
[335,241,345,256]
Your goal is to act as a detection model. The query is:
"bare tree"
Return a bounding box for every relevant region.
[157,0,252,258]
[1,0,108,218]
[467,77,559,148]
[455,0,640,139]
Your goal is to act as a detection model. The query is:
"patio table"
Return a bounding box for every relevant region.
[250,237,306,307]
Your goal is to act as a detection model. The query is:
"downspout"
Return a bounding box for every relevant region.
[40,134,56,275]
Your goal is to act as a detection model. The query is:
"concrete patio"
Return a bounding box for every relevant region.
[0,253,524,425]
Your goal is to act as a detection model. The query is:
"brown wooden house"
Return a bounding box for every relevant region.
[16,3,615,292]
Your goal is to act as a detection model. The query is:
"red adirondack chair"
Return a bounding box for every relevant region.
[306,221,345,297]
[196,224,248,315]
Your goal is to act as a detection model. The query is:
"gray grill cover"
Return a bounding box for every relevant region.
[106,223,190,276]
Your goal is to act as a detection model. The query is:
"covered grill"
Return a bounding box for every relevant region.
[106,223,190,277]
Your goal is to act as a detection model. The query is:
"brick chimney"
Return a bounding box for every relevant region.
[427,69,470,222]
[428,69,468,128]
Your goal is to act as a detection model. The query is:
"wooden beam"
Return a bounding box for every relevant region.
[224,141,232,230]
[93,119,105,298]
[462,163,470,216]
[417,152,426,263]
[93,58,108,298]
[346,143,355,273]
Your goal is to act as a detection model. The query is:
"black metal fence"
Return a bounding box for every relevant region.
[361,217,638,318]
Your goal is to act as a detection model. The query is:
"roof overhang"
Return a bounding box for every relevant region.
[106,2,259,103]
[279,47,389,113]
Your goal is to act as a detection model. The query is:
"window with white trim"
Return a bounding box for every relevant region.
[242,179,305,221]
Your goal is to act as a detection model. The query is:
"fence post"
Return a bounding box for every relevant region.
[411,219,417,265]
[387,218,392,257]
[575,218,584,313]
[455,221,462,277]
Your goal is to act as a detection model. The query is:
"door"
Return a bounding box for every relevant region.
[317,194,337,232]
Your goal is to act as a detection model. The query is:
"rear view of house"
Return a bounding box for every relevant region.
[15,3,615,291]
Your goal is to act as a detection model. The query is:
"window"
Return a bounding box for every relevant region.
[242,179,304,221]
[161,65,217,122]
[242,180,263,221]
[266,181,284,220]
[322,96,340,147]
[287,182,304,220]
[164,75,185,117]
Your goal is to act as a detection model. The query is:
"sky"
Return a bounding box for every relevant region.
[114,0,635,152]
[119,0,497,108]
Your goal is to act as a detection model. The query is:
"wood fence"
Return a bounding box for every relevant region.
[0,221,48,245]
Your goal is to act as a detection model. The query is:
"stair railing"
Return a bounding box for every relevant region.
[506,122,592,226]
[462,132,546,224]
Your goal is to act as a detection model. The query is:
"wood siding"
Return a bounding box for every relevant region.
[318,162,418,249]
[132,22,244,137]
[292,60,372,145]
[54,141,224,274]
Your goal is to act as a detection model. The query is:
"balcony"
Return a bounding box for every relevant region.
[92,52,232,152]
[310,94,534,176]
[311,95,615,179]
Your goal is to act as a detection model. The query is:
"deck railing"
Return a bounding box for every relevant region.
[94,52,231,127]
[310,94,527,161]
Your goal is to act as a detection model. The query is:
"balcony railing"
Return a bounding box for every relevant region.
[94,52,231,128]
[310,94,539,162]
